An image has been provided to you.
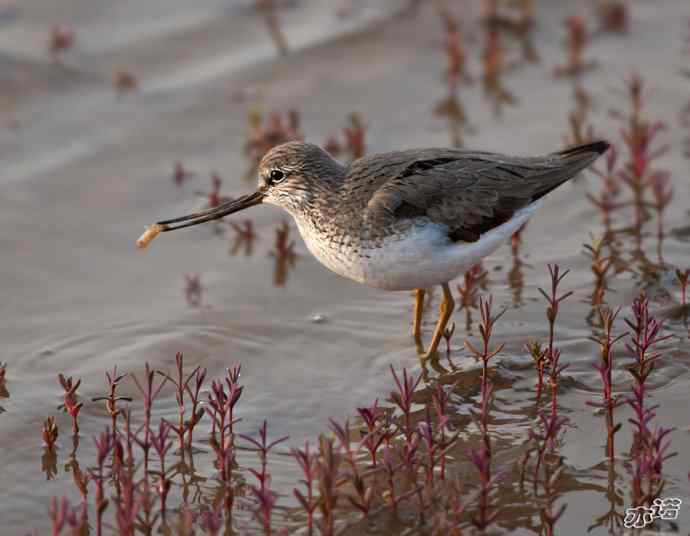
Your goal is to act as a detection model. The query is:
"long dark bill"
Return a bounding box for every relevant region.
[157,190,264,232]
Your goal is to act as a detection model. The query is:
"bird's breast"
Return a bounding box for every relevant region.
[292,215,368,283]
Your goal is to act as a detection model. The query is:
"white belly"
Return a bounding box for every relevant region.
[294,201,542,291]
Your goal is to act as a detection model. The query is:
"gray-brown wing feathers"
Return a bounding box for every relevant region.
[362,141,609,242]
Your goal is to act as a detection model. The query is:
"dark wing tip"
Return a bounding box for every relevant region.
[581,140,611,155]
[558,140,611,157]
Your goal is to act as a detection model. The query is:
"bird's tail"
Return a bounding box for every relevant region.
[530,140,610,200]
[554,140,611,165]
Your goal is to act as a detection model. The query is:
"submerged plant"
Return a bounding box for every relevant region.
[588,306,625,459]
[172,161,195,187]
[324,113,367,162]
[92,366,130,434]
[315,435,340,536]
[158,353,201,454]
[464,295,506,391]
[389,366,422,443]
[270,221,297,287]
[150,419,173,516]
[330,417,375,519]
[113,70,138,96]
[554,16,596,78]
[649,171,673,264]
[245,107,302,174]
[457,263,487,329]
[240,421,289,535]
[49,496,87,536]
[206,364,243,489]
[112,464,143,536]
[482,25,517,116]
[607,74,670,262]
[431,380,458,482]
[230,220,257,256]
[292,442,318,535]
[132,363,168,478]
[42,416,59,452]
[90,429,113,536]
[200,504,223,536]
[526,340,548,403]
[183,365,207,450]
[676,268,689,305]
[519,265,572,504]
[439,7,472,92]
[597,0,629,33]
[564,85,597,148]
[509,225,527,306]
[184,273,203,306]
[539,265,572,362]
[587,144,624,245]
[256,0,289,56]
[30,254,684,535]
[539,266,572,420]
[624,293,675,506]
[58,374,84,435]
[49,26,75,58]
[204,173,230,210]
[468,381,500,531]
[343,113,366,160]
[417,404,458,489]
[583,235,614,307]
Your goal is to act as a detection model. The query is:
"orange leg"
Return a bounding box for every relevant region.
[412,289,426,345]
[420,283,455,361]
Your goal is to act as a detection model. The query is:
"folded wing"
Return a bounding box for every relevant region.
[363,141,609,242]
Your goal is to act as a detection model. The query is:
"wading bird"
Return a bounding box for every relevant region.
[138,140,609,360]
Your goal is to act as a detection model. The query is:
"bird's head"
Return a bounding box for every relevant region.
[257,141,341,214]
[136,142,342,247]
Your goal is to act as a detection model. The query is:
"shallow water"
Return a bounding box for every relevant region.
[1,0,690,534]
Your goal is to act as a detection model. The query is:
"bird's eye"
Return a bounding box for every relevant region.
[269,169,286,184]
